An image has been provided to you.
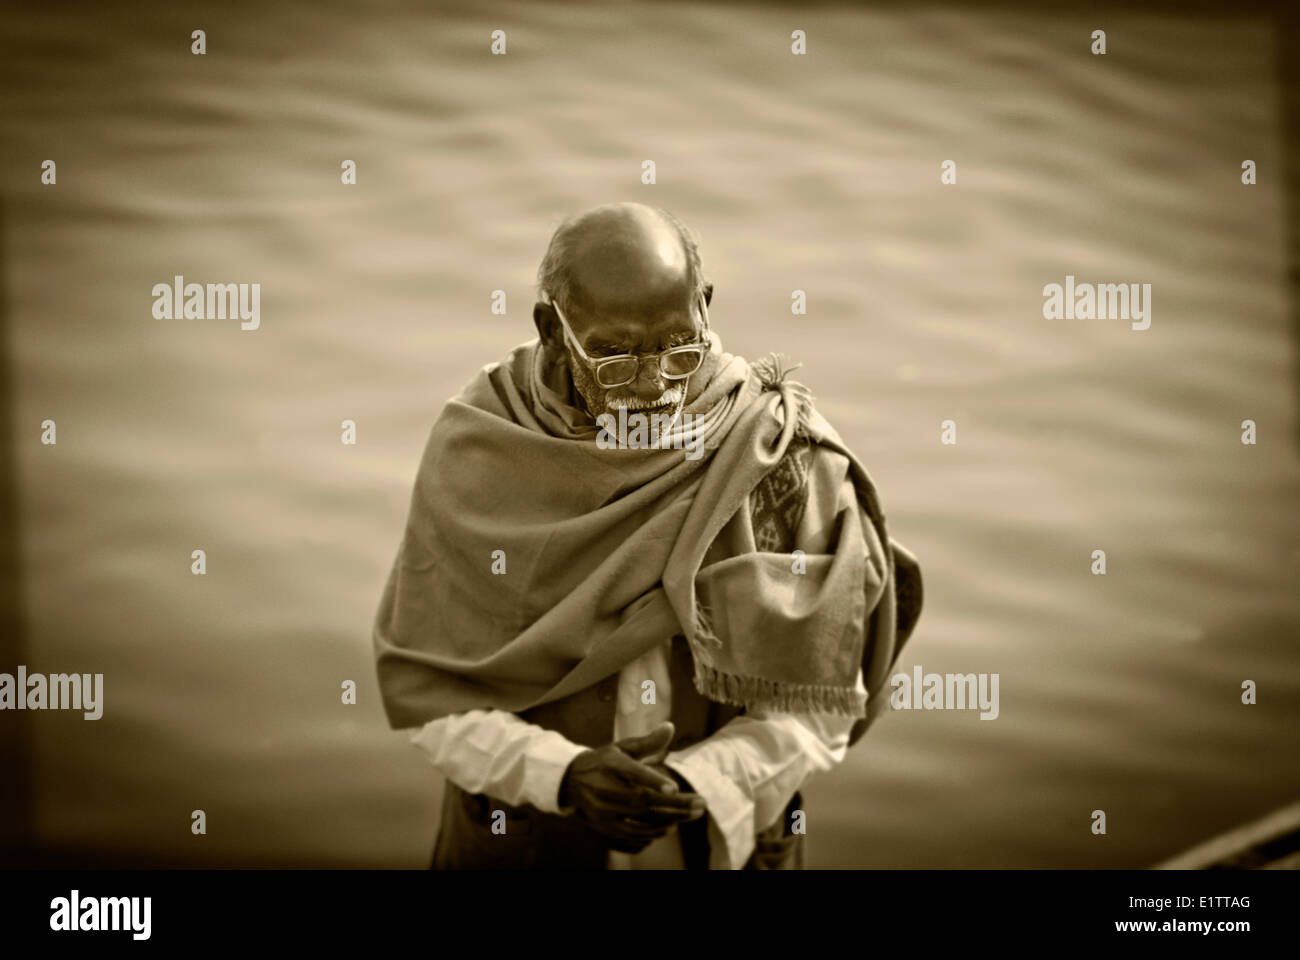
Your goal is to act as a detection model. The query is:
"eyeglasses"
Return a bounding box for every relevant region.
[551,296,711,389]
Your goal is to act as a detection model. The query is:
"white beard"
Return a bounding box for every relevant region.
[606,385,684,412]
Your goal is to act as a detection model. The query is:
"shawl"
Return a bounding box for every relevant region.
[373,334,913,734]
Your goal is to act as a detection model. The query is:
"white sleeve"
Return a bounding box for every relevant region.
[408,709,590,815]
[663,670,863,870]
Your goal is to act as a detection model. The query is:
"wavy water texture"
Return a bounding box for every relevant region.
[0,2,1296,867]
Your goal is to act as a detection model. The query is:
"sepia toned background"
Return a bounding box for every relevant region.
[1,0,1297,868]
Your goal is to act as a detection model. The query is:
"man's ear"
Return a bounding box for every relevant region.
[534,301,561,347]
[703,281,714,307]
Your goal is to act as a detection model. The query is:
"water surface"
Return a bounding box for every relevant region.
[2,1,1296,867]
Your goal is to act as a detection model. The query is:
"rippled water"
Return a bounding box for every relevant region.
[2,2,1296,866]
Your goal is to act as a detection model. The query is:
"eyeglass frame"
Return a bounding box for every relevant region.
[549,294,712,389]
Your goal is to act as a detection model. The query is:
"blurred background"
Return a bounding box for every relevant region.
[1,0,1297,868]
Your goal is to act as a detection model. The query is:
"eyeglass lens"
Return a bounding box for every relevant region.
[596,346,705,387]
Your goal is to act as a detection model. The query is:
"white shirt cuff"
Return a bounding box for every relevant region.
[665,751,754,870]
[407,713,589,816]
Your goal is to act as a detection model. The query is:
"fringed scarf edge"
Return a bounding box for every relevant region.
[692,662,868,718]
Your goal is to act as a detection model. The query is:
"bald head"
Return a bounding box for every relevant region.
[537,202,706,319]
[565,204,690,315]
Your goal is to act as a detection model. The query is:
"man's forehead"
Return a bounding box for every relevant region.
[565,287,698,344]
[565,265,696,338]
[568,281,694,319]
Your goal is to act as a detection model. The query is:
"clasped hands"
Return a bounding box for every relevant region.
[558,721,706,854]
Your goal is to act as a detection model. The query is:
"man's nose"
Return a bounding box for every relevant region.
[629,357,666,396]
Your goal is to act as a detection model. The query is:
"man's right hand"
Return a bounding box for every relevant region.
[558,722,707,854]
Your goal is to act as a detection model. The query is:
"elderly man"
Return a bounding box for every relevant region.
[373,202,921,869]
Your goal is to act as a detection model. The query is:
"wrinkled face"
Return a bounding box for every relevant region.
[561,292,716,419]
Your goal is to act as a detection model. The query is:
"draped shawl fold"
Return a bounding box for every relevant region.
[373,335,913,734]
